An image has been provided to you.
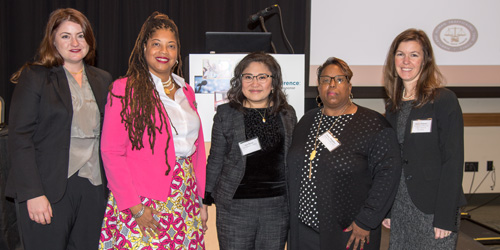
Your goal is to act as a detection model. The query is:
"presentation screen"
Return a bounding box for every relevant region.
[309,0,500,87]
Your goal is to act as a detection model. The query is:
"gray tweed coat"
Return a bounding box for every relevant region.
[204,103,297,210]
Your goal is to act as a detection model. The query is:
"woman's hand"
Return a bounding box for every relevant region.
[130,204,162,236]
[382,218,391,229]
[434,227,452,239]
[27,195,53,225]
[201,205,209,234]
[345,221,370,250]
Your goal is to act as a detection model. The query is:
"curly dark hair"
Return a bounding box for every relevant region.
[109,11,182,175]
[227,52,290,115]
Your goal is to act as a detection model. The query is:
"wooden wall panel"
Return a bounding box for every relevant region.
[463,113,500,126]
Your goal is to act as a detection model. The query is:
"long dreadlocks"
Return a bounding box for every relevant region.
[109,12,183,175]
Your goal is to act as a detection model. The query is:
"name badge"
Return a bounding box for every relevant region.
[411,119,432,133]
[238,137,262,156]
[318,131,341,152]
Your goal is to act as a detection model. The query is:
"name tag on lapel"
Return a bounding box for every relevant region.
[411,119,432,133]
[238,137,261,156]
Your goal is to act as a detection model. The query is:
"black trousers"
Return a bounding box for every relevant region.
[16,174,106,250]
[296,221,381,250]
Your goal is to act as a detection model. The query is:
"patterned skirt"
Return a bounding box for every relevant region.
[99,157,205,250]
[389,171,458,250]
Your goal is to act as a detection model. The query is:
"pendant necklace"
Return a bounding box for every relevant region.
[308,102,350,179]
[254,108,267,123]
[248,101,268,123]
[162,76,175,95]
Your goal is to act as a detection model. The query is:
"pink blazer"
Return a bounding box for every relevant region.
[101,77,206,211]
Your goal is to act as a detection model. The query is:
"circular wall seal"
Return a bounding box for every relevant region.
[433,19,478,52]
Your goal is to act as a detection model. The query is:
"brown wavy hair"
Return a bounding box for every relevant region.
[109,12,182,175]
[11,8,96,83]
[383,28,444,112]
[227,52,290,115]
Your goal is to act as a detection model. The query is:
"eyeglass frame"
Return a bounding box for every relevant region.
[318,75,350,86]
[240,73,274,83]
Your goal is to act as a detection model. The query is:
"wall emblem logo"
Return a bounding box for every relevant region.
[433,19,478,52]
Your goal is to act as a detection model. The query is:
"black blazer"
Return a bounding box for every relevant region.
[385,88,466,231]
[204,103,297,209]
[6,65,112,203]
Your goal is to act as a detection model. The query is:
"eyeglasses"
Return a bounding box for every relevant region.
[241,73,273,83]
[318,75,349,86]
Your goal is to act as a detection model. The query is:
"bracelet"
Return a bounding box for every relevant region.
[132,205,145,219]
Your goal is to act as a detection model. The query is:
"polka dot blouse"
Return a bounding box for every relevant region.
[288,106,401,232]
[299,110,354,228]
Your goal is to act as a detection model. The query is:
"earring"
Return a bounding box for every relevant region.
[349,93,354,101]
[271,89,274,94]
[315,95,322,107]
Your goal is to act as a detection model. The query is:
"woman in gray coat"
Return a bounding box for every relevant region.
[201,52,296,250]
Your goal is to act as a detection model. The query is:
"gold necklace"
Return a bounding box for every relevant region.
[308,102,351,179]
[402,88,415,100]
[247,100,268,123]
[254,108,267,123]
[67,68,84,75]
[162,76,175,94]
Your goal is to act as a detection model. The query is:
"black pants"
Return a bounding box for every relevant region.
[296,221,381,250]
[16,174,106,250]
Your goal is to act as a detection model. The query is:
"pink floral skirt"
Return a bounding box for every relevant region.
[98,157,205,250]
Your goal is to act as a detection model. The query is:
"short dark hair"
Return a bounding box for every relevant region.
[316,57,353,85]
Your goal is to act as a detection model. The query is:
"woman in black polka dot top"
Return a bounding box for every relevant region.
[287,57,401,250]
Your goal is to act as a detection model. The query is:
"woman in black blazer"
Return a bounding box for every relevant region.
[382,29,466,249]
[6,8,112,250]
[201,52,296,250]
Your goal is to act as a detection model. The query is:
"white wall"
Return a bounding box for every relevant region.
[311,0,500,67]
[460,99,500,194]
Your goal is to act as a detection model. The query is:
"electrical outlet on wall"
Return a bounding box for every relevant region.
[487,161,494,171]
[465,162,479,172]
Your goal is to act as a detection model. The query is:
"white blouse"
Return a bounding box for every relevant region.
[151,72,200,157]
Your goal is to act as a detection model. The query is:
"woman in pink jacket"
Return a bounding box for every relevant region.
[98,12,206,249]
